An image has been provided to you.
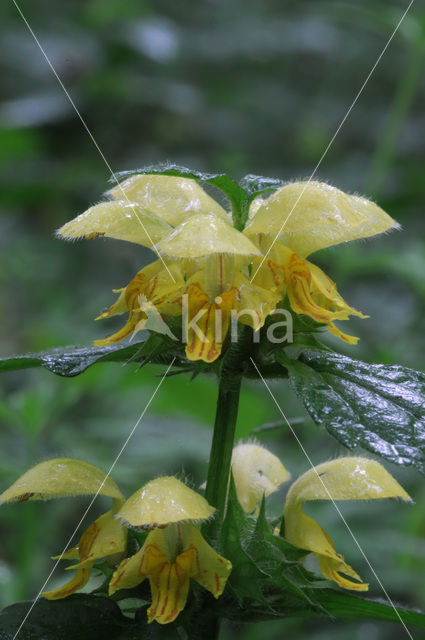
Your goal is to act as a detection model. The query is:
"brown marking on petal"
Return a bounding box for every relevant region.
[86,232,105,240]
[145,275,159,300]
[17,492,34,503]
[267,260,287,288]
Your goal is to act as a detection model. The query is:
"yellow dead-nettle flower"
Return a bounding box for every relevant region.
[244,181,398,343]
[283,457,411,591]
[0,459,127,599]
[57,175,398,360]
[109,476,232,625]
[231,442,290,512]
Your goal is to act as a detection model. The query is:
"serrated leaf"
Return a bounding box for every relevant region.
[234,589,425,627]
[239,174,285,201]
[0,336,187,377]
[246,499,319,604]
[278,349,425,473]
[0,595,145,640]
[219,481,318,614]
[305,589,425,628]
[219,479,268,604]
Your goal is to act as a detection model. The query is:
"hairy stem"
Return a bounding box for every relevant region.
[205,326,252,520]
[204,372,242,518]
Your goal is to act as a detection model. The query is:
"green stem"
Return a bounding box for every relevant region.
[204,372,242,518]
[205,326,252,520]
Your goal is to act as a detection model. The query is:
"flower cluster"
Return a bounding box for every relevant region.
[231,444,411,591]
[57,175,398,362]
[0,447,411,622]
[0,460,231,625]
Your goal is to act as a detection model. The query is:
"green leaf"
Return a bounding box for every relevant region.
[115,163,247,228]
[0,595,147,640]
[0,343,149,377]
[239,174,285,201]
[306,589,425,627]
[0,333,188,378]
[219,478,268,604]
[238,588,425,627]
[278,349,425,473]
[219,480,321,615]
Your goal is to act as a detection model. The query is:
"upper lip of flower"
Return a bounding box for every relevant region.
[244,180,400,258]
[0,457,128,601]
[115,475,216,529]
[0,457,125,505]
[283,456,412,591]
[153,213,261,259]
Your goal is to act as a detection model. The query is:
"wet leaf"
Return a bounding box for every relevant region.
[278,349,425,473]
[305,590,425,627]
[0,339,181,377]
[0,595,146,640]
[239,173,285,201]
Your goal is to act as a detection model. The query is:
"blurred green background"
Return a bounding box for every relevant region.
[1,0,425,638]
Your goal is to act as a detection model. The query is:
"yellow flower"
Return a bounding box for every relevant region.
[0,458,127,599]
[57,175,398,359]
[244,181,398,343]
[109,476,232,625]
[283,457,411,591]
[231,442,290,512]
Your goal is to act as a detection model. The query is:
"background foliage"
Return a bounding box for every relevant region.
[1,0,425,638]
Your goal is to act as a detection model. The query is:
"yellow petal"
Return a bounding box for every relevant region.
[318,555,368,592]
[181,524,232,597]
[57,201,172,247]
[287,457,412,504]
[231,443,290,511]
[117,477,215,529]
[275,247,366,337]
[110,524,231,624]
[67,509,127,570]
[109,527,189,623]
[52,547,79,561]
[245,181,399,257]
[43,565,93,600]
[307,262,367,319]
[147,551,191,624]
[284,506,369,590]
[94,313,146,346]
[109,529,167,595]
[184,283,238,363]
[96,288,127,320]
[94,261,186,346]
[156,214,261,258]
[108,175,229,226]
[232,272,282,331]
[284,457,411,590]
[0,458,124,504]
[326,322,359,345]
[286,254,338,324]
